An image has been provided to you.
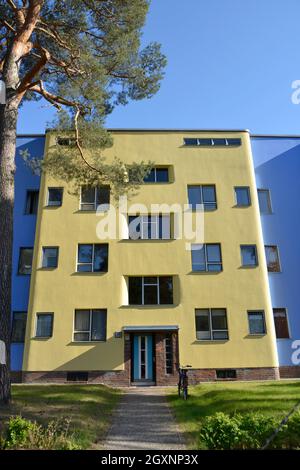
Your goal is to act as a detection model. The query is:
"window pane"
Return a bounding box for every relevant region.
[195,309,210,339]
[184,138,198,146]
[273,308,289,339]
[198,139,212,146]
[36,314,53,337]
[11,312,27,343]
[144,276,158,284]
[241,245,257,266]
[227,138,241,146]
[265,246,280,272]
[18,248,33,275]
[129,277,143,304]
[206,244,221,263]
[188,186,201,209]
[202,185,216,203]
[78,244,93,263]
[235,187,250,206]
[159,277,173,304]
[93,244,108,272]
[156,168,169,182]
[74,332,89,341]
[213,331,229,340]
[144,285,158,304]
[191,245,206,271]
[144,169,155,182]
[258,190,271,213]
[81,186,95,209]
[25,190,39,214]
[211,309,227,329]
[42,247,58,268]
[75,310,90,331]
[248,312,265,334]
[213,138,227,146]
[96,186,110,206]
[48,188,63,206]
[91,309,107,341]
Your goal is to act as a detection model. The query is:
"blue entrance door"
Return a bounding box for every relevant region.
[133,335,154,381]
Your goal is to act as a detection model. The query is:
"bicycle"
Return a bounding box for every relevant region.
[178,365,192,400]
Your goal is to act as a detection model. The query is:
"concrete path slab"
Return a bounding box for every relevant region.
[104,387,186,450]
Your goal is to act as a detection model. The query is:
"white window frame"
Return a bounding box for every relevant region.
[142,276,160,305]
[35,312,54,338]
[144,167,169,183]
[188,185,217,211]
[79,187,97,211]
[129,214,171,240]
[195,308,229,341]
[234,186,251,207]
[41,246,59,268]
[138,335,149,379]
[73,309,106,342]
[76,244,108,272]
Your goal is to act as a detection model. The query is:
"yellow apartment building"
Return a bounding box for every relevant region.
[22,130,279,385]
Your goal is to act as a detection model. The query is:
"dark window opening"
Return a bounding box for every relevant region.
[25,190,39,214]
[216,369,237,379]
[165,335,173,374]
[66,372,88,382]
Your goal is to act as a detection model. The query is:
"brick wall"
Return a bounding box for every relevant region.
[279,366,300,379]
[188,367,279,384]
[155,332,179,386]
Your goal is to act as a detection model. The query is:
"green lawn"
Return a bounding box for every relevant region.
[0,384,122,449]
[167,380,300,449]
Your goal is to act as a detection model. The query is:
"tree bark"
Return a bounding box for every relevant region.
[0,96,18,403]
[0,42,21,403]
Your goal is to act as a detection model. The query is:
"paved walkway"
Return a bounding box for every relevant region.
[104,387,186,450]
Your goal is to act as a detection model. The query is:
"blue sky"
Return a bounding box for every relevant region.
[18,0,300,135]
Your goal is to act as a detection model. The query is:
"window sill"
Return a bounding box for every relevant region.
[193,339,229,344]
[120,304,175,309]
[45,204,62,208]
[233,205,251,208]
[74,209,110,214]
[71,271,108,276]
[33,336,52,340]
[38,267,58,271]
[246,334,266,338]
[239,265,258,269]
[189,270,222,275]
[70,340,106,344]
[120,239,174,243]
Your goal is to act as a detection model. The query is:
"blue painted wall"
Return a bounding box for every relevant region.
[11,135,44,371]
[251,136,300,366]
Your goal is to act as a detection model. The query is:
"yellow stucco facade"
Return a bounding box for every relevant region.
[22,130,279,383]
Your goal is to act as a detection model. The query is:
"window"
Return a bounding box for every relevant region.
[42,247,59,268]
[216,369,237,379]
[258,189,272,214]
[248,311,266,335]
[18,248,33,275]
[273,308,289,339]
[165,335,173,374]
[241,245,258,267]
[235,187,251,207]
[47,188,63,206]
[195,308,228,340]
[74,309,107,341]
[188,185,217,211]
[11,312,27,343]
[128,215,171,240]
[36,313,53,338]
[128,276,173,305]
[25,190,39,214]
[191,244,222,272]
[77,244,108,272]
[144,167,169,183]
[80,186,110,211]
[67,372,88,382]
[265,245,280,272]
[184,137,241,147]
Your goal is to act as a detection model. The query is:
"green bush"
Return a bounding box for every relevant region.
[279,411,300,449]
[2,416,80,450]
[199,412,288,450]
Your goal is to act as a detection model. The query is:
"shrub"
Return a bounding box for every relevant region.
[3,416,80,450]
[279,411,300,449]
[199,412,285,450]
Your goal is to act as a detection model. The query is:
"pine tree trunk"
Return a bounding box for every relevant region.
[0,42,20,403]
[0,95,18,403]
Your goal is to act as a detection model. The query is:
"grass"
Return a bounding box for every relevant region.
[167,380,300,449]
[0,384,122,449]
